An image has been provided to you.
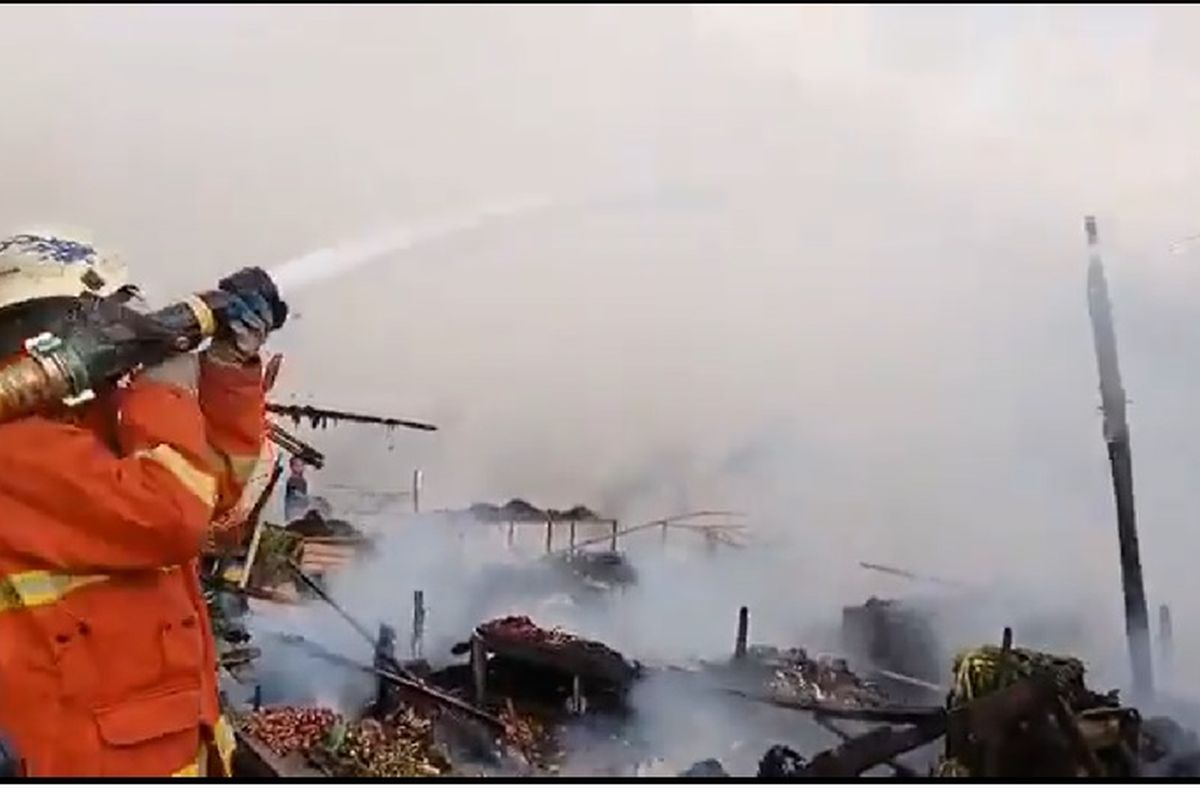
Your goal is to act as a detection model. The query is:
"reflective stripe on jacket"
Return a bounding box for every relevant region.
[0,357,265,777]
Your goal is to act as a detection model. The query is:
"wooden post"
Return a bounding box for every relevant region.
[610,520,619,552]
[735,606,749,660]
[1001,627,1013,652]
[373,623,397,716]
[507,521,515,549]
[545,519,553,554]
[569,520,577,555]
[1159,604,1173,688]
[470,635,487,705]
[1085,216,1154,700]
[411,590,426,660]
[411,469,422,514]
[252,684,262,712]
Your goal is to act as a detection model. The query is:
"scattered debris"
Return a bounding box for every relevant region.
[757,745,807,778]
[679,758,729,778]
[309,711,449,777]
[242,706,341,758]
[475,615,640,691]
[464,499,604,523]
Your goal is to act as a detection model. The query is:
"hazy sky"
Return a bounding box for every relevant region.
[6,4,1200,683]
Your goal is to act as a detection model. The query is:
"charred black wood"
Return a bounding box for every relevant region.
[1084,216,1153,700]
[799,718,946,778]
[735,607,749,660]
[267,402,438,432]
[757,745,807,778]
[267,422,325,469]
[811,716,917,777]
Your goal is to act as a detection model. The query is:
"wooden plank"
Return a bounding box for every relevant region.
[1050,696,1105,777]
[800,718,946,777]
[811,716,917,777]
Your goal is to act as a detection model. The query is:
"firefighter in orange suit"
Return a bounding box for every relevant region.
[0,232,286,777]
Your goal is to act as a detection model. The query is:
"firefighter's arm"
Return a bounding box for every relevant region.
[0,369,217,572]
[198,352,266,523]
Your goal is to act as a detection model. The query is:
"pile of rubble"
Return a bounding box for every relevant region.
[238,705,458,777]
[476,615,641,690]
[747,646,886,708]
[308,710,449,778]
[242,706,340,758]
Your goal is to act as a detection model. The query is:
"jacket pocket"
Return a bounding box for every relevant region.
[160,610,204,677]
[94,687,201,776]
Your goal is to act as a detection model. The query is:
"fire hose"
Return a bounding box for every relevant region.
[0,267,286,424]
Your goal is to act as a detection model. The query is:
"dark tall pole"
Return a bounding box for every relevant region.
[1085,216,1154,699]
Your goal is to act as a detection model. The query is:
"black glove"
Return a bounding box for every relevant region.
[209,267,288,364]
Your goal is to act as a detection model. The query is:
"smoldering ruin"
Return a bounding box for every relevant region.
[210,474,1200,777]
[11,3,1200,780]
[198,211,1200,779]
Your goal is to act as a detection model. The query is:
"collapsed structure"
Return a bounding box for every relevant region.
[194,216,1199,779]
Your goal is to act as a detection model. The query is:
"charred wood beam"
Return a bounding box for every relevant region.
[267,403,438,432]
[1085,216,1153,700]
[799,717,946,778]
[734,607,749,660]
[267,423,325,469]
[1051,696,1105,778]
[810,716,917,777]
[947,675,1053,745]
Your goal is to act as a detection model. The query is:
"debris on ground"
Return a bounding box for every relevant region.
[748,646,886,708]
[309,710,451,777]
[242,706,341,758]
[679,758,729,778]
[499,700,561,771]
[757,745,807,777]
[476,615,641,690]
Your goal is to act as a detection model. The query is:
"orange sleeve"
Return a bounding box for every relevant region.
[0,382,217,572]
[198,355,267,525]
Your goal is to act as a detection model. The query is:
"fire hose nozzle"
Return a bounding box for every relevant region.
[0,267,285,425]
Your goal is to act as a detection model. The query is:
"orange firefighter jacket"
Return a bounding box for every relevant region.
[0,355,265,777]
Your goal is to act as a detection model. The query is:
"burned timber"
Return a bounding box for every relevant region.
[197,217,1200,778]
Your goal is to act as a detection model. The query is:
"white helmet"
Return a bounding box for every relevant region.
[0,231,130,310]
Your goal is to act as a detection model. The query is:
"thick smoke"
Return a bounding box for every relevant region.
[6,4,1200,754]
